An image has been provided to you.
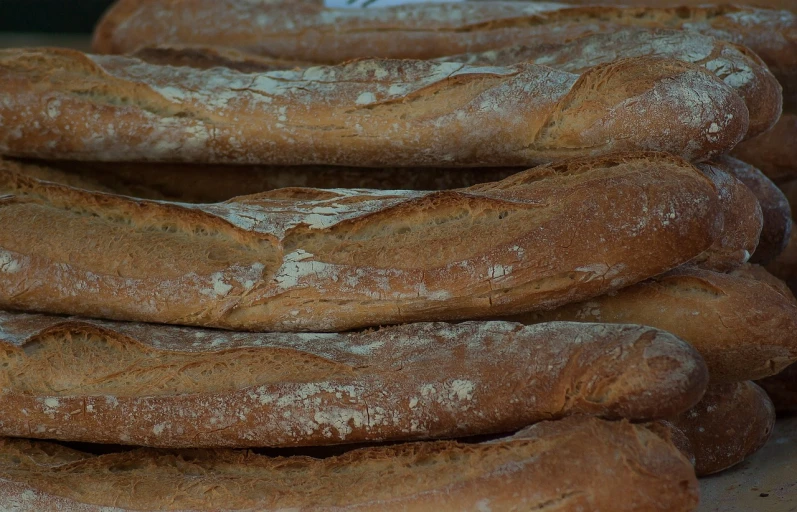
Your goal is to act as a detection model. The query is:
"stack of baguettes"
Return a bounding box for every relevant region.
[0,0,796,510]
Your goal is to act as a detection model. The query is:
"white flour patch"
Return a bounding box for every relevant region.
[202,272,233,297]
[273,250,337,289]
[449,380,475,401]
[0,250,21,274]
[355,92,376,105]
[313,409,365,438]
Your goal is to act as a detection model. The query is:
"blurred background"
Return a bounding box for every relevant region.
[0,0,116,49]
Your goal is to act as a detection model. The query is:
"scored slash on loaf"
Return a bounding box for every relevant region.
[1,158,521,202]
[0,48,748,165]
[0,417,700,511]
[439,27,781,140]
[0,152,721,331]
[128,27,782,140]
[0,313,708,448]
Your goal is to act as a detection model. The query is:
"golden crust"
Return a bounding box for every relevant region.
[507,265,797,383]
[91,1,797,106]
[0,312,708,448]
[669,381,775,476]
[709,155,792,264]
[0,152,720,332]
[0,416,699,511]
[0,47,747,165]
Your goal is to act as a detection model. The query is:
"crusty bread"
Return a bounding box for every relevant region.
[708,155,792,264]
[730,260,797,302]
[91,1,797,106]
[443,27,781,139]
[691,162,762,272]
[7,159,521,202]
[668,381,775,476]
[0,48,748,166]
[0,311,708,448]
[757,363,797,414]
[0,416,700,512]
[504,265,797,383]
[0,161,768,279]
[1,159,764,275]
[0,152,721,332]
[733,111,797,182]
[130,27,782,140]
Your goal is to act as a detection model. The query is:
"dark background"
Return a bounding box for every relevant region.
[0,1,116,33]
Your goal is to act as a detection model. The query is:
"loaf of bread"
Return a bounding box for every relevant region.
[690,162,762,272]
[443,27,781,139]
[0,48,748,166]
[505,265,797,383]
[2,157,773,275]
[2,161,771,278]
[757,363,797,413]
[733,112,797,182]
[0,152,721,332]
[0,416,700,512]
[0,311,709,448]
[130,27,782,140]
[92,1,797,105]
[708,155,792,264]
[7,159,521,202]
[667,381,775,476]
[1,158,765,275]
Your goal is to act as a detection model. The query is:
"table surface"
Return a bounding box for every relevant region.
[699,415,797,512]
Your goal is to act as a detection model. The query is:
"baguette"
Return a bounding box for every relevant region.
[504,265,797,383]
[442,27,781,139]
[131,27,782,139]
[708,155,792,264]
[667,381,775,476]
[2,158,763,274]
[757,363,797,413]
[0,416,700,512]
[0,312,709,448]
[92,1,797,105]
[0,152,721,332]
[691,161,762,272]
[0,48,748,166]
[7,159,521,202]
[733,111,797,182]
